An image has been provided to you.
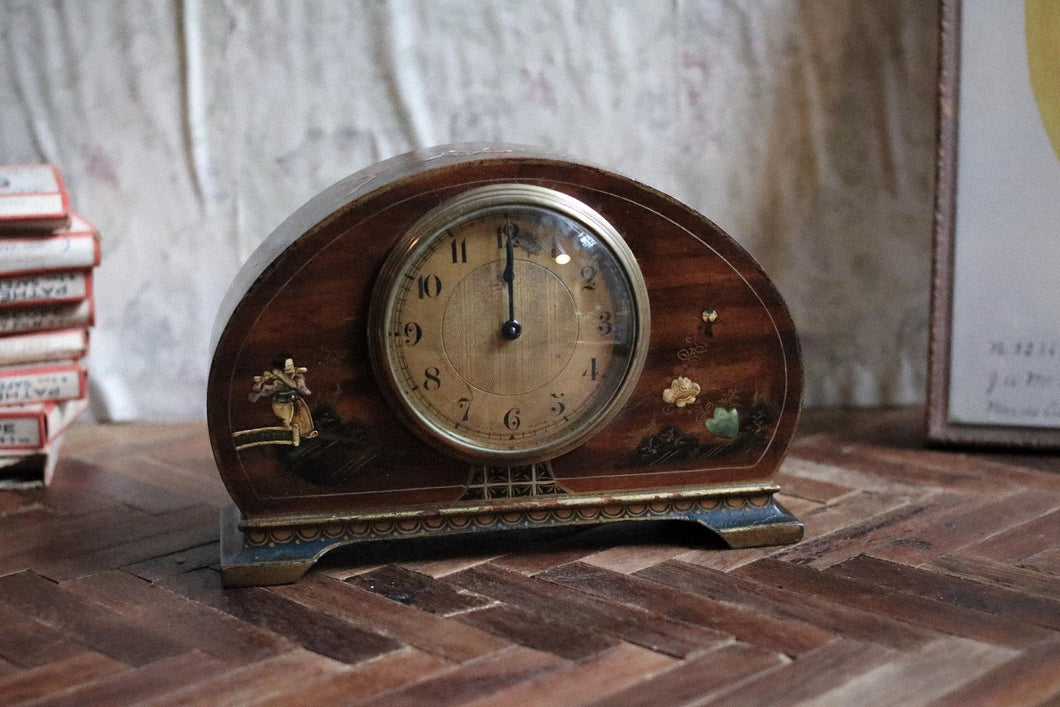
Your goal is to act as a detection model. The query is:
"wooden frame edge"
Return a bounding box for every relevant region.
[926,0,1060,449]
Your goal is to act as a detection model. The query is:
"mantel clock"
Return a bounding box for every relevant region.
[208,145,803,586]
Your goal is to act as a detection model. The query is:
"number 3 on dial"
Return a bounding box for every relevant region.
[369,184,650,465]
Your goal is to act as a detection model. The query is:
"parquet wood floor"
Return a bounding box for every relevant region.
[1,408,1058,705]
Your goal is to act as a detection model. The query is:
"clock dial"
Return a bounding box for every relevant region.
[370,184,649,464]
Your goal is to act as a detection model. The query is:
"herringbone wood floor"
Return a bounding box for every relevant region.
[1,408,1058,705]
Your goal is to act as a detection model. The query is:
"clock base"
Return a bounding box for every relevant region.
[219,490,803,587]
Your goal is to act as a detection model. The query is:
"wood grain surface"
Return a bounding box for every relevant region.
[1,407,1059,705]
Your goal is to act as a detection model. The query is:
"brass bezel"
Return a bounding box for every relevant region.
[368,183,651,465]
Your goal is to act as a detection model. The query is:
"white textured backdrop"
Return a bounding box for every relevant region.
[0,0,938,421]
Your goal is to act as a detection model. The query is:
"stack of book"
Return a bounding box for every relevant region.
[0,164,98,487]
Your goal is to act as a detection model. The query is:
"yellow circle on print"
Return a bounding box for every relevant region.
[1027,0,1060,161]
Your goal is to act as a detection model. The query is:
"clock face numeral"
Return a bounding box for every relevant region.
[581,266,598,291]
[496,222,519,248]
[403,322,422,345]
[597,312,613,335]
[375,185,648,464]
[451,238,467,264]
[417,275,442,299]
[549,393,566,416]
[503,408,521,431]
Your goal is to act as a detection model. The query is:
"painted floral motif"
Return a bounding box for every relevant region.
[706,407,739,438]
[662,376,701,407]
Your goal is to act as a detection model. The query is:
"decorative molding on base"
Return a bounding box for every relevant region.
[219,490,803,587]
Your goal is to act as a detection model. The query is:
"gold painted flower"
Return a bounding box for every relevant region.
[662,376,701,407]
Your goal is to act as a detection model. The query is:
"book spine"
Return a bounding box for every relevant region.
[0,164,70,230]
[0,299,94,336]
[0,329,89,366]
[0,234,100,276]
[0,271,92,308]
[0,361,87,405]
[0,408,47,448]
[0,441,61,488]
[0,398,87,450]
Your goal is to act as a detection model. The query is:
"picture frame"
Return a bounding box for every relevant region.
[927,0,1060,449]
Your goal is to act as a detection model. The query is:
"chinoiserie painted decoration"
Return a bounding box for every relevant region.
[234,357,317,450]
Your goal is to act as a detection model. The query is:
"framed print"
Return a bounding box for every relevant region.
[928,0,1060,448]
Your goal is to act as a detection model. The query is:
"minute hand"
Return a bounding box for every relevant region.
[500,228,522,340]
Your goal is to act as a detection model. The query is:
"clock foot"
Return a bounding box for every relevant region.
[218,492,802,586]
[219,505,319,587]
[692,496,804,548]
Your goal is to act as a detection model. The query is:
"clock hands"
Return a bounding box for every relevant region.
[500,220,522,340]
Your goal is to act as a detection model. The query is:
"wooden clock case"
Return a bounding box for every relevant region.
[208,144,803,586]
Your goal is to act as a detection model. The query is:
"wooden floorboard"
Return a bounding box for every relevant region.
[0,407,1057,705]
